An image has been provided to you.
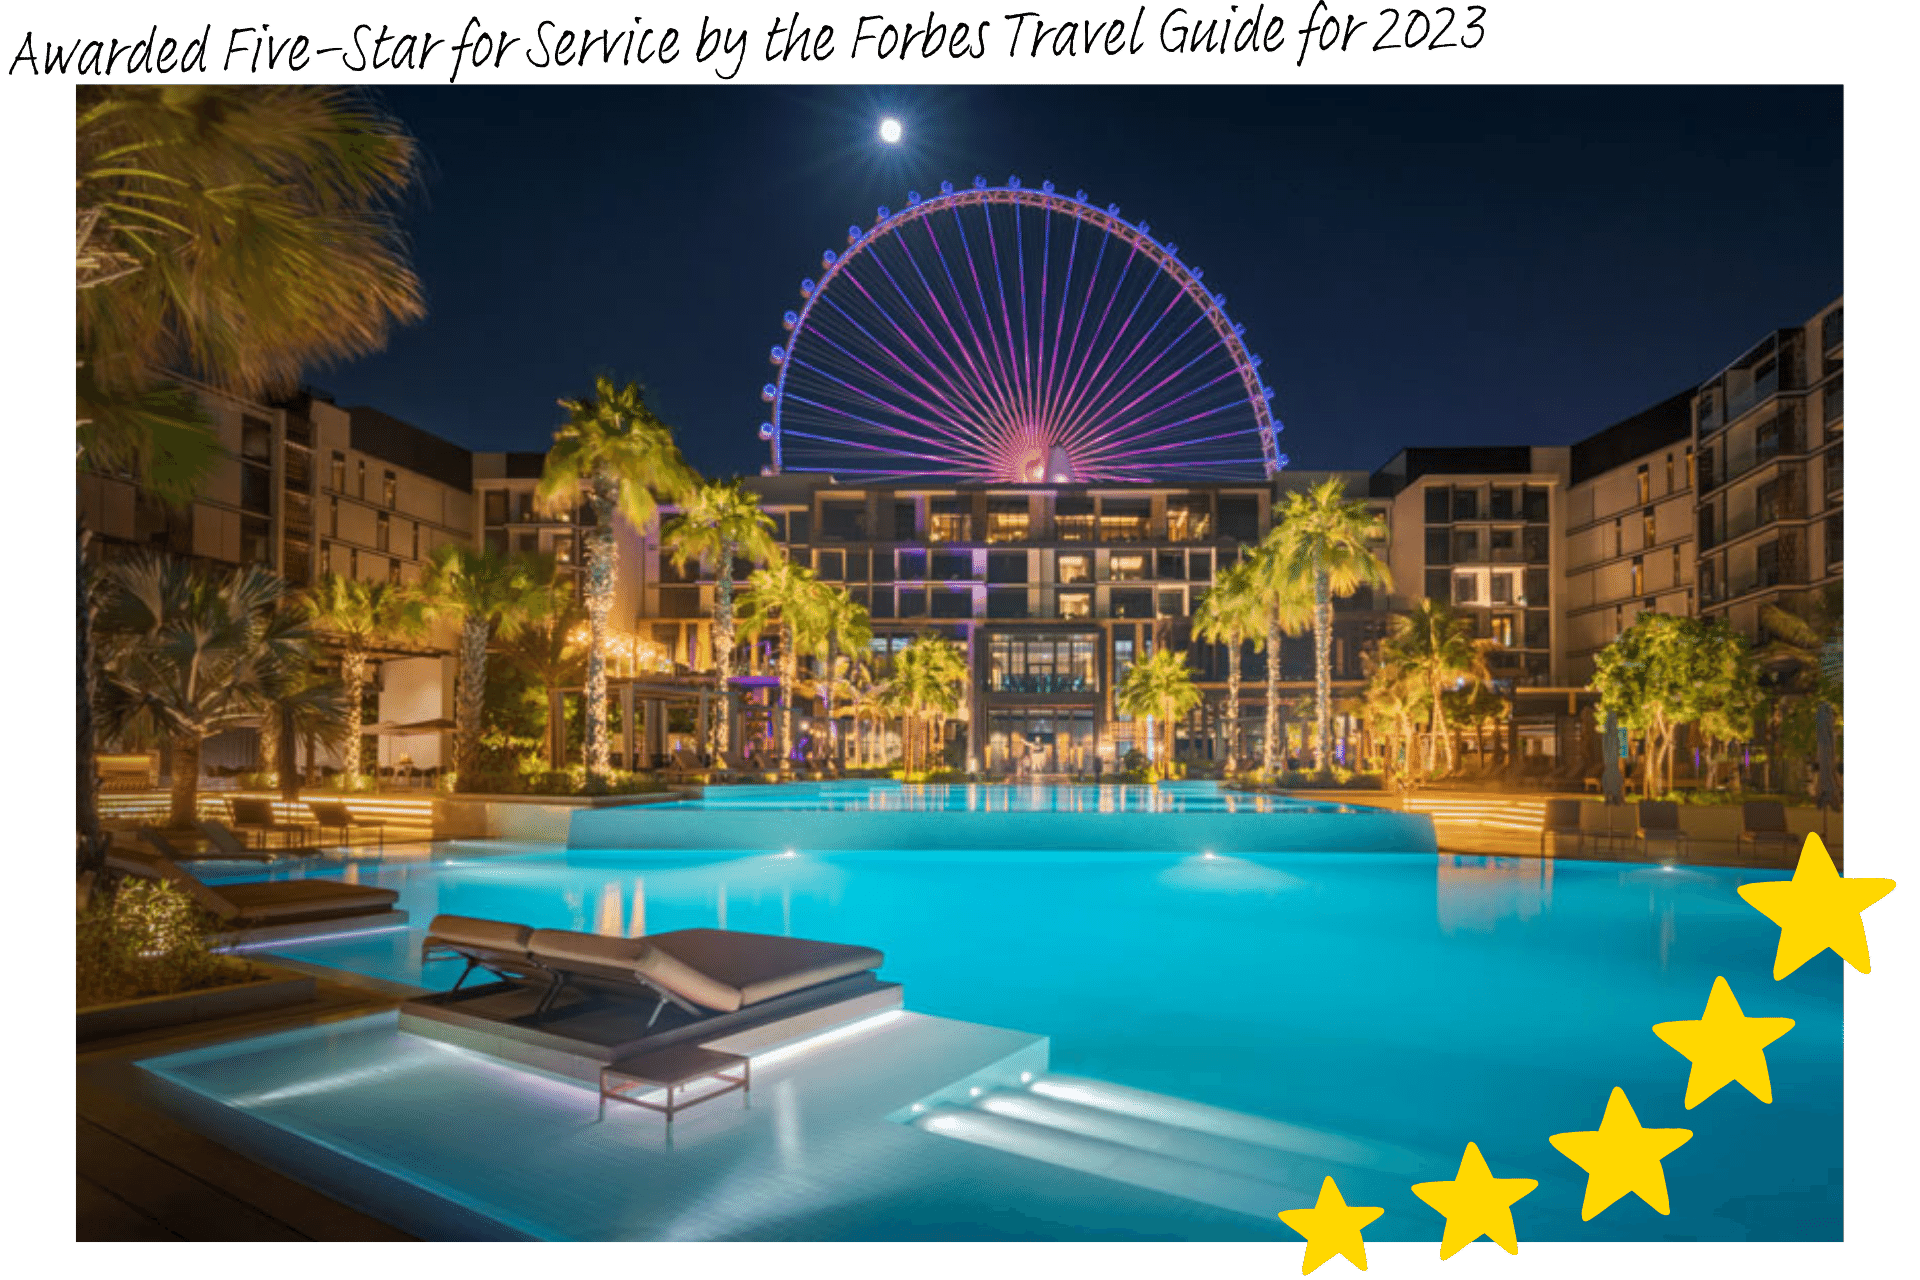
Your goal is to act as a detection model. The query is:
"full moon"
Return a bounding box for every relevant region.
[878,116,903,145]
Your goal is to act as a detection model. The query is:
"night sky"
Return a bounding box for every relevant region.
[320,85,1841,480]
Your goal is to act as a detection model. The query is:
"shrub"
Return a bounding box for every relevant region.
[1122,749,1149,773]
[76,879,255,1007]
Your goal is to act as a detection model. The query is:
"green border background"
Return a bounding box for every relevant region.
[11,0,1904,1274]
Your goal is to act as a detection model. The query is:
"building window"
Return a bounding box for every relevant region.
[1490,615,1516,647]
[1098,498,1151,543]
[1157,589,1183,617]
[1665,453,1676,494]
[1827,513,1843,567]
[1630,556,1644,596]
[1523,527,1551,564]
[1612,519,1623,558]
[1166,497,1212,542]
[1490,572,1515,605]
[931,588,973,619]
[867,589,895,619]
[328,497,339,536]
[1490,487,1517,520]
[987,551,1028,584]
[1156,550,1184,580]
[1825,444,1843,496]
[928,498,969,543]
[1490,528,1516,557]
[1636,464,1650,504]
[1451,488,1479,521]
[1058,591,1092,620]
[387,557,402,586]
[897,549,927,580]
[1670,545,1682,586]
[1524,568,1549,607]
[1425,569,1451,601]
[1057,553,1091,584]
[890,500,917,540]
[815,549,844,580]
[1055,496,1095,543]
[1450,529,1479,562]
[1188,550,1213,581]
[985,498,1029,544]
[1453,572,1479,604]
[1110,588,1153,619]
[931,550,971,581]
[1615,605,1624,634]
[356,459,366,499]
[347,547,358,578]
[986,588,1029,619]
[1109,554,1147,582]
[989,634,1097,693]
[1642,507,1656,549]
[1685,447,1696,489]
[411,523,420,560]
[484,489,508,524]
[330,451,346,492]
[1425,487,1450,524]
[1424,528,1452,566]
[1522,487,1549,523]
[822,500,868,542]
[383,470,397,509]
[897,588,927,617]
[376,512,390,552]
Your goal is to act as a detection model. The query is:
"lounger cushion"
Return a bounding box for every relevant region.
[105,845,396,922]
[650,929,885,1007]
[426,915,534,953]
[529,929,742,1011]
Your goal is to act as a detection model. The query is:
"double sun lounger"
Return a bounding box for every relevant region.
[422,915,885,1027]
[106,844,402,930]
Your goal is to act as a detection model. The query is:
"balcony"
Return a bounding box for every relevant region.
[991,673,1097,695]
[927,513,974,543]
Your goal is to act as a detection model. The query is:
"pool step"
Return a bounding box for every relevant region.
[908,1073,1433,1220]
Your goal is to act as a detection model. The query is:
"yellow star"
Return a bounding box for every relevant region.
[1277,1176,1385,1273]
[1549,1087,1692,1219]
[1652,976,1795,1108]
[1409,1141,1538,1259]
[1738,834,1895,979]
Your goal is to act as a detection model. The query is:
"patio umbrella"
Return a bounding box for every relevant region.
[1600,709,1625,805]
[1814,701,1839,810]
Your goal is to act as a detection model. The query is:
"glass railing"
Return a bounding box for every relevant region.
[991,673,1097,694]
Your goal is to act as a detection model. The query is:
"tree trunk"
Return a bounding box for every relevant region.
[341,649,368,789]
[778,641,797,767]
[1312,569,1334,772]
[277,704,300,806]
[455,618,489,783]
[1263,614,1281,775]
[1426,679,1444,775]
[1224,644,1241,775]
[582,494,617,788]
[712,537,736,756]
[824,636,840,769]
[77,523,109,877]
[168,732,202,829]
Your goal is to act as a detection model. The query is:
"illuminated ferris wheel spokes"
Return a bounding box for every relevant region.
[762,179,1283,483]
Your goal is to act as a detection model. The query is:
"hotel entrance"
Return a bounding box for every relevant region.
[986,708,1096,775]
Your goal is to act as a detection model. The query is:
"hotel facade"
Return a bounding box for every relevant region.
[79,298,1843,776]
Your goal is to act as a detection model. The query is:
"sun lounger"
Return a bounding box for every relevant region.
[307,800,385,850]
[228,797,312,850]
[421,915,885,1025]
[1539,798,1585,856]
[1738,800,1798,857]
[107,845,401,928]
[191,820,279,862]
[1636,800,1689,859]
[139,826,229,863]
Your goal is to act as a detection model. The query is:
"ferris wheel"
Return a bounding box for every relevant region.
[760,177,1285,484]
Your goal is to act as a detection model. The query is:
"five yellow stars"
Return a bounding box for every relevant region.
[1549,1087,1692,1219]
[1268,834,1887,1255]
[1410,1142,1538,1258]
[1738,834,1895,978]
[1652,976,1795,1107]
[1278,1176,1384,1273]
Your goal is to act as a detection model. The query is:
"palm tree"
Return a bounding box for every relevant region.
[1242,547,1315,776]
[815,584,874,766]
[1192,556,1267,774]
[1359,644,1424,789]
[1384,599,1491,776]
[1262,479,1393,772]
[74,85,422,873]
[889,634,970,775]
[415,545,543,783]
[1116,648,1205,779]
[661,480,779,756]
[494,557,587,770]
[258,666,353,805]
[301,574,424,789]
[537,375,696,787]
[737,559,832,766]
[93,554,319,828]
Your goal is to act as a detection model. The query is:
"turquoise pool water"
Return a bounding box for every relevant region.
[204,800,1840,1240]
[638,781,1356,813]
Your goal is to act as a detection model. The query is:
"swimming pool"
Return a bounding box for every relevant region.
[176,779,1839,1243]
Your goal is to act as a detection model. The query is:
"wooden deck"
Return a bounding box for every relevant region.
[77,977,416,1242]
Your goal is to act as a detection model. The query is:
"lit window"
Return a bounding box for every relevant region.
[384,470,397,509]
[1643,507,1656,548]
[1058,591,1092,619]
[376,512,390,552]
[1057,553,1091,584]
[1636,464,1650,504]
[357,459,366,499]
[330,451,346,492]
[1630,555,1644,596]
[1453,572,1479,604]
[1109,554,1147,582]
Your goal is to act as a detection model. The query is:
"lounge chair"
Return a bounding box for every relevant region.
[1539,798,1585,856]
[228,797,312,850]
[422,915,885,1026]
[106,845,402,929]
[307,800,385,851]
[1636,800,1689,859]
[139,826,222,863]
[191,819,278,862]
[1738,801,1798,858]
